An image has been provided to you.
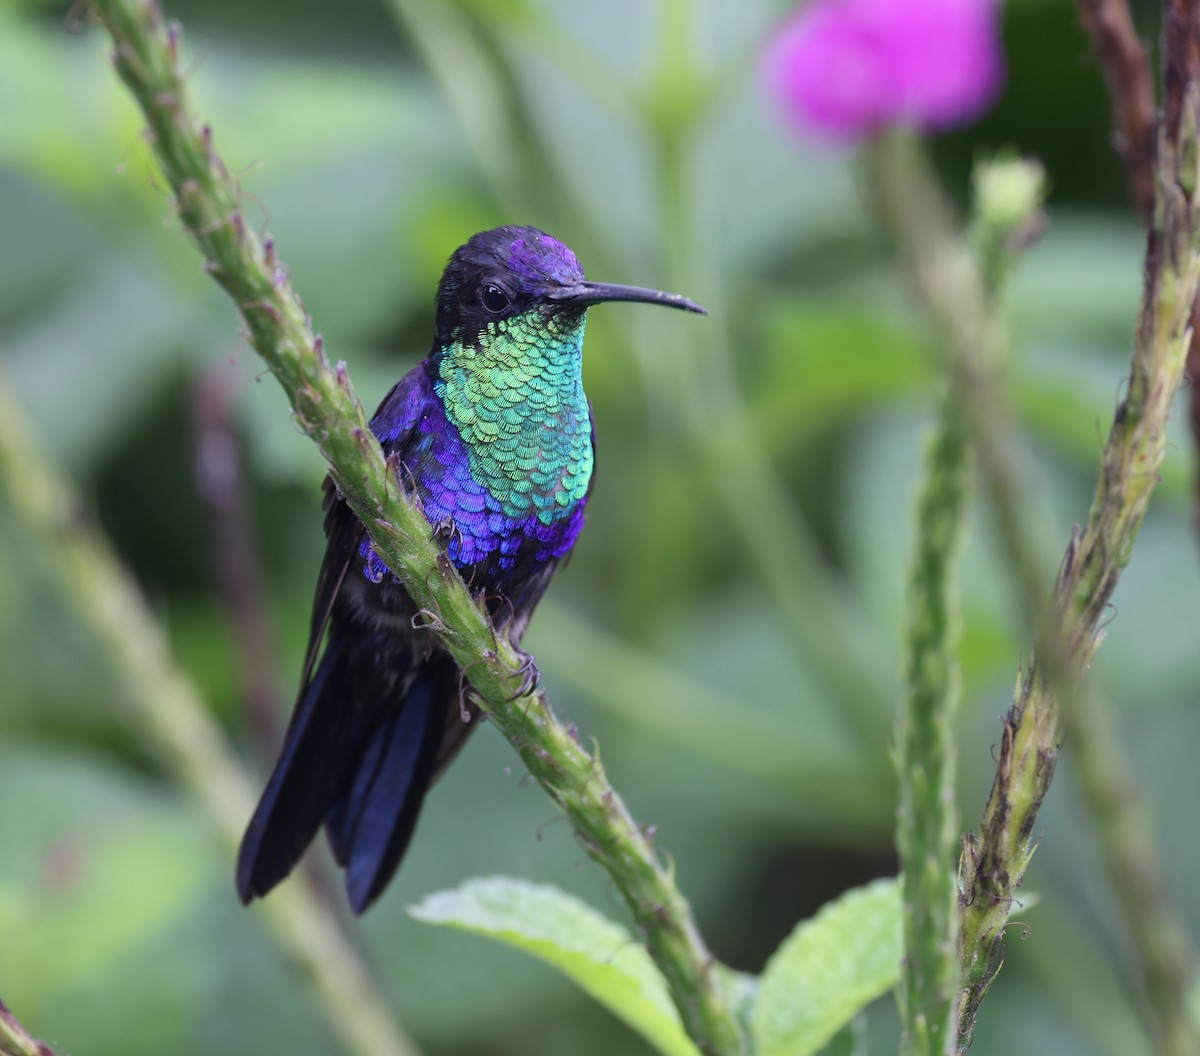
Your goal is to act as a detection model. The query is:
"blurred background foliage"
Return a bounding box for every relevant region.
[0,0,1193,1054]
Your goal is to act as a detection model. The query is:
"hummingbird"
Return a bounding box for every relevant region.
[236,226,705,914]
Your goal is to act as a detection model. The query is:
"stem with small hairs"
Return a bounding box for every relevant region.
[90,1,745,1052]
[896,382,971,1056]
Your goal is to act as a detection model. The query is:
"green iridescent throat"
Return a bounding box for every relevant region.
[437,310,594,525]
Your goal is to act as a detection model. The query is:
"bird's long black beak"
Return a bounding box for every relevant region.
[548,281,707,315]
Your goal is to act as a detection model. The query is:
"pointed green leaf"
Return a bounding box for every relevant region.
[753,878,901,1056]
[410,876,702,1056]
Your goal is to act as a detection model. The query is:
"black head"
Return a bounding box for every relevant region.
[434,225,706,344]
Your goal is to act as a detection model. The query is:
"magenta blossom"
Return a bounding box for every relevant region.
[762,0,1005,143]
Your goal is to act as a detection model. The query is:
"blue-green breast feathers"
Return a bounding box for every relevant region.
[436,309,594,524]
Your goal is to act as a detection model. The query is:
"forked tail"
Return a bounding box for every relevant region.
[236,629,448,914]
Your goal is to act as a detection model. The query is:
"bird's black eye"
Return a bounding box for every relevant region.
[481,283,510,314]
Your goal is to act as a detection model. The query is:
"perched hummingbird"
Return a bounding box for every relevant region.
[236,226,704,914]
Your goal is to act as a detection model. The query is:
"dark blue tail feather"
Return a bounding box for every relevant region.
[327,673,444,914]
[236,629,447,913]
[236,634,361,904]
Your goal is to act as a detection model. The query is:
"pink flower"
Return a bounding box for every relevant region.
[762,0,1005,143]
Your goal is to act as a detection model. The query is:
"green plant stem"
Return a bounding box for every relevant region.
[896,386,972,1056]
[865,133,1062,1049]
[884,150,1044,1056]
[0,1000,56,1056]
[1071,6,1200,1052]
[872,92,1200,1049]
[0,373,421,1056]
[92,2,745,1053]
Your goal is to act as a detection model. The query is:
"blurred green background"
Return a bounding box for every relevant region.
[0,0,1193,1053]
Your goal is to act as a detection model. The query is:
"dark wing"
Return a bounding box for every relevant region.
[296,363,435,690]
[294,480,366,693]
[237,361,437,907]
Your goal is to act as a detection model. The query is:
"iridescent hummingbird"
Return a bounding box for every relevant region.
[236,226,705,913]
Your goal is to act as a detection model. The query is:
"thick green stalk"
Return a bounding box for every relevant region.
[91,2,744,1053]
[896,387,972,1056]
[884,150,1044,1056]
[870,139,1051,639]
[867,134,1055,1049]
[0,373,421,1056]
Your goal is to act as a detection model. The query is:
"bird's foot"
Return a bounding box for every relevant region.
[431,515,463,552]
[504,647,541,701]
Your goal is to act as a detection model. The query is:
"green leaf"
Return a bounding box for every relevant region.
[410,876,702,1056]
[752,878,901,1056]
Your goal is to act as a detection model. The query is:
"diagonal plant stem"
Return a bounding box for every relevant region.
[0,999,58,1056]
[91,2,745,1053]
[382,0,629,289]
[873,9,1200,1039]
[1070,4,1200,1052]
[0,371,421,1056]
[1077,0,1200,563]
